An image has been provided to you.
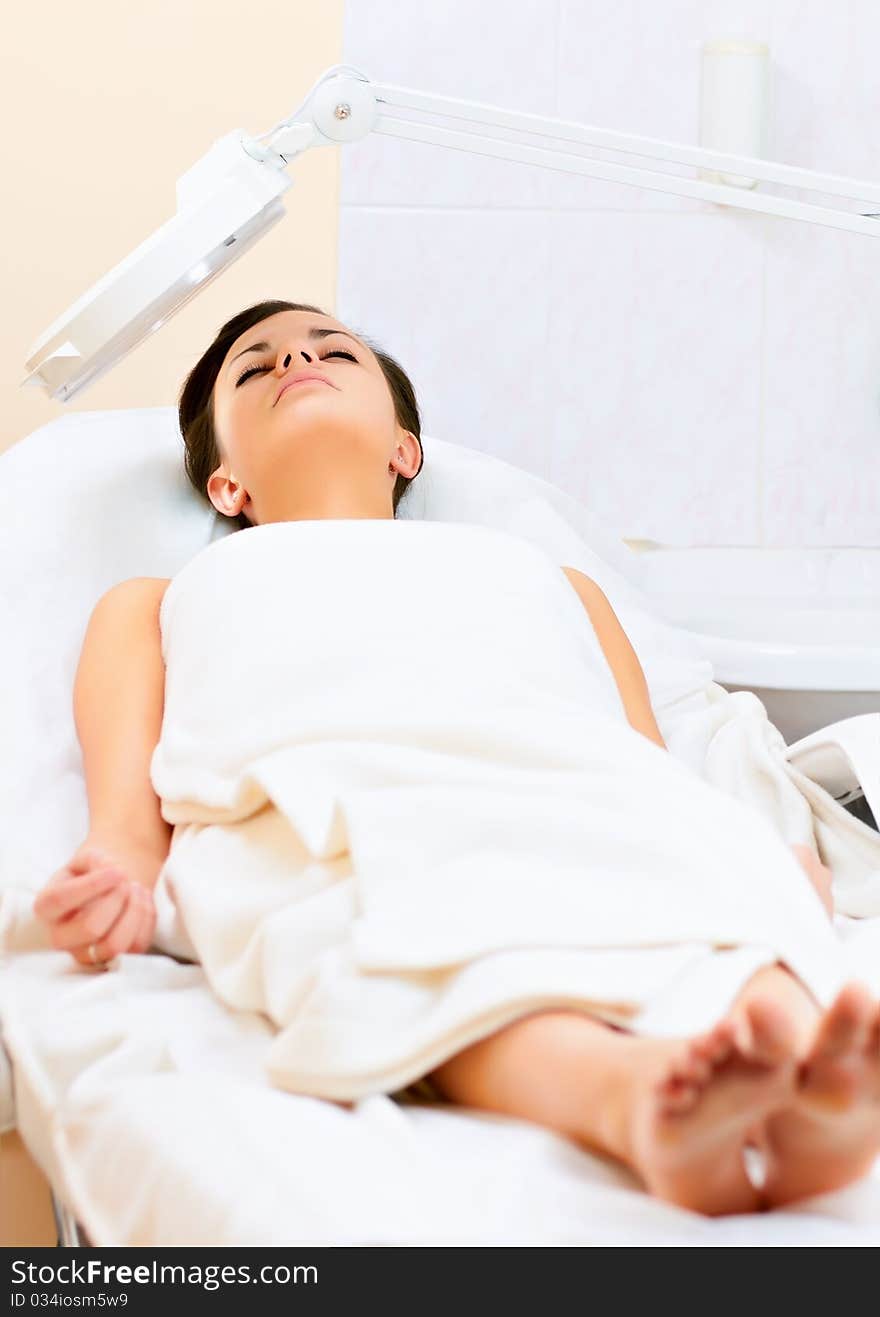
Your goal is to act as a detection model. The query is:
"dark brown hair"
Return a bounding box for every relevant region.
[177,299,423,531]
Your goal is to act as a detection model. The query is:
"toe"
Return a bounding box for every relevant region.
[683,1056,713,1085]
[658,1079,700,1116]
[810,984,874,1061]
[743,998,799,1067]
[669,1048,712,1087]
[698,1020,737,1064]
[869,1009,880,1058]
[658,1067,689,1096]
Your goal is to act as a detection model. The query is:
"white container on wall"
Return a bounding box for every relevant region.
[698,39,770,189]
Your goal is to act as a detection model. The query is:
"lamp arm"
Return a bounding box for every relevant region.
[20,63,880,403]
[255,66,880,238]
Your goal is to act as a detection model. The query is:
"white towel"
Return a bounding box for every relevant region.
[149,518,847,1101]
[663,687,880,917]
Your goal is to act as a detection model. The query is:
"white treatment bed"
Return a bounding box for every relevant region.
[2,408,880,1246]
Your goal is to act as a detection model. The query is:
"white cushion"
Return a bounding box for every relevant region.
[0,407,710,895]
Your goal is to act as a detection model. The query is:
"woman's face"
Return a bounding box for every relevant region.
[207,309,420,524]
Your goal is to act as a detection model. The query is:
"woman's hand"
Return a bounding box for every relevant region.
[33,832,165,967]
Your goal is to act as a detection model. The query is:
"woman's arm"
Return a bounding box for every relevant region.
[74,577,173,857]
[560,569,836,910]
[32,579,170,961]
[561,567,666,750]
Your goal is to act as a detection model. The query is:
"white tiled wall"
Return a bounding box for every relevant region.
[338,1,880,546]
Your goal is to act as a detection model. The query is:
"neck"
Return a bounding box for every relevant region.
[251,480,396,524]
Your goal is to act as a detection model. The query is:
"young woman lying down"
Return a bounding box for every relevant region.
[35,301,877,1220]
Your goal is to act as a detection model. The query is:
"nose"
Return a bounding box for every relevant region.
[278,346,312,371]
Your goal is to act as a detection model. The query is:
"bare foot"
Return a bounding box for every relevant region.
[764,983,880,1207]
[628,999,799,1215]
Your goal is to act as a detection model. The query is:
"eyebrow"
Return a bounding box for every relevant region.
[227,326,364,372]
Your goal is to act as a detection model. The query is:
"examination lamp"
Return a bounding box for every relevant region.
[21,62,880,403]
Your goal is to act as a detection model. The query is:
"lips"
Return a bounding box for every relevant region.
[275,373,333,404]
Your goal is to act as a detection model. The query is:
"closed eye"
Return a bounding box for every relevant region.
[235,348,357,386]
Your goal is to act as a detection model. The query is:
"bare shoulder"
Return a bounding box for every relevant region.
[560,565,596,590]
[559,568,627,639]
[80,579,173,667]
[95,576,172,617]
[560,565,609,608]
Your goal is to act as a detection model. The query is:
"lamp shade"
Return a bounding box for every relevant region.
[20,130,293,402]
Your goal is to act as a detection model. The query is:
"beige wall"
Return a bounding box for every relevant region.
[3,2,344,454]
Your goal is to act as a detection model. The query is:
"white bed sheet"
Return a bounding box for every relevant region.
[2,934,880,1247]
[5,412,879,1243]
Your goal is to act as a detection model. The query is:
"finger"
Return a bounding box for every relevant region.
[129,887,157,954]
[69,886,134,967]
[35,867,127,922]
[50,884,131,952]
[91,887,143,962]
[56,871,130,925]
[70,888,145,967]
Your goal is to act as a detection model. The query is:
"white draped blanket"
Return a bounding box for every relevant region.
[149,519,847,1101]
[661,687,880,919]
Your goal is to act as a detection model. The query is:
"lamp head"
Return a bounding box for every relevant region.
[20,130,294,402]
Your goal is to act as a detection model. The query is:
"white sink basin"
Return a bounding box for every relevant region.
[655,599,879,691]
[630,547,880,741]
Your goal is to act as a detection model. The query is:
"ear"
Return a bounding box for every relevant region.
[207,466,247,519]
[390,430,422,478]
